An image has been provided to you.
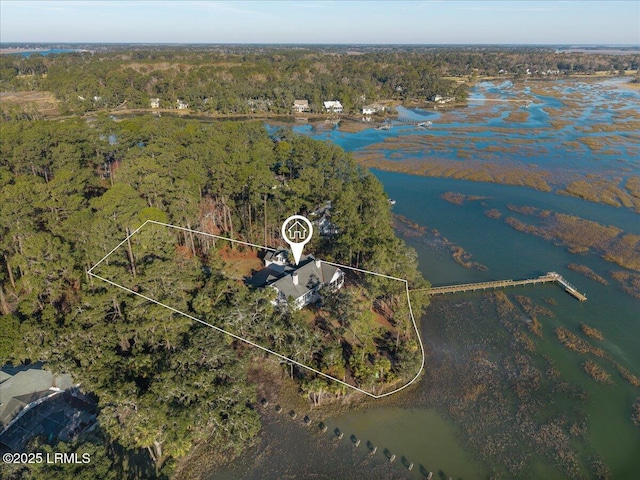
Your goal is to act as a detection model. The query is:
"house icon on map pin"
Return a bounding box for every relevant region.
[287,220,308,240]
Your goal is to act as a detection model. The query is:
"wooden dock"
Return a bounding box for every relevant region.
[416,272,586,301]
[395,116,433,126]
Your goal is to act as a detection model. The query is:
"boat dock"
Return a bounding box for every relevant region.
[395,116,433,126]
[414,272,586,301]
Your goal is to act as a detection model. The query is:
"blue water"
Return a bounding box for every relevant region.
[262,79,640,479]
[285,78,640,179]
[6,48,80,57]
[372,170,640,478]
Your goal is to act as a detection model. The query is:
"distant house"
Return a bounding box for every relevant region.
[316,217,339,237]
[176,99,188,110]
[150,98,160,108]
[430,94,454,104]
[248,250,344,309]
[293,99,309,113]
[323,100,343,113]
[362,103,385,115]
[310,201,339,237]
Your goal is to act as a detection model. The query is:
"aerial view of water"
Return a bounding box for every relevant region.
[229,79,640,479]
[6,48,81,57]
[294,78,640,180]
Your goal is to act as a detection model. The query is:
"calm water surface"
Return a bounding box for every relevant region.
[227,80,640,479]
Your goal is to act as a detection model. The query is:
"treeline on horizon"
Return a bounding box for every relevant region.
[2,46,638,120]
[0,114,428,479]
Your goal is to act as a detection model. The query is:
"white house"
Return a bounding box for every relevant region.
[248,250,344,310]
[150,98,160,108]
[293,99,309,113]
[362,103,385,115]
[430,94,454,104]
[176,99,188,110]
[323,100,343,113]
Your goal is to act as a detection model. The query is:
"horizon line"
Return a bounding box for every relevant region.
[2,42,639,47]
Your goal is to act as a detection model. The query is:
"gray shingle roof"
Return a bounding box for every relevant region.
[248,253,342,303]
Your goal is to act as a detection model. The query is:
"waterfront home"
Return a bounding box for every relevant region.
[323,100,343,113]
[362,103,385,115]
[293,99,309,112]
[430,94,454,104]
[248,250,344,309]
[150,98,160,108]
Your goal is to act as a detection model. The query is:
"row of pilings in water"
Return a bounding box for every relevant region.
[261,397,446,480]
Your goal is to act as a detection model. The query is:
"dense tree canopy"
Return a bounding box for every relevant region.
[2,46,637,120]
[1,113,427,477]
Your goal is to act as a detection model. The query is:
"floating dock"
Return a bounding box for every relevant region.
[415,272,586,301]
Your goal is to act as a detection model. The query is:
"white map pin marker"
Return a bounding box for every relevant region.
[281,215,313,265]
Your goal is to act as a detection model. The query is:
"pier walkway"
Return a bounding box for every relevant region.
[413,272,586,301]
[395,116,433,126]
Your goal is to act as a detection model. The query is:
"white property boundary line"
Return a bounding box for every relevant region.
[87,220,425,399]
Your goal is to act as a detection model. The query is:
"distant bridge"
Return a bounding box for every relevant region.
[412,272,586,301]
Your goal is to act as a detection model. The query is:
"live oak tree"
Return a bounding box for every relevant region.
[0,113,428,478]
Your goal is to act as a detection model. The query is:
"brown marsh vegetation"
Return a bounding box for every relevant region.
[580,324,605,341]
[354,79,640,213]
[500,207,640,298]
[441,191,492,205]
[356,152,554,191]
[633,398,640,427]
[582,361,614,384]
[394,214,488,271]
[610,271,640,299]
[500,206,640,271]
[568,264,609,285]
[422,291,598,479]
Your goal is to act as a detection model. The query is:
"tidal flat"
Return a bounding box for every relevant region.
[248,79,640,479]
[490,203,640,297]
[335,79,640,213]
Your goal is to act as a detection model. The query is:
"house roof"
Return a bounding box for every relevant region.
[323,100,342,109]
[247,252,341,302]
[0,365,73,428]
[294,99,308,106]
[270,258,341,301]
[264,249,288,264]
[245,265,283,288]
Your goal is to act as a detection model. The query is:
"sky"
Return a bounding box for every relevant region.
[1,1,639,45]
